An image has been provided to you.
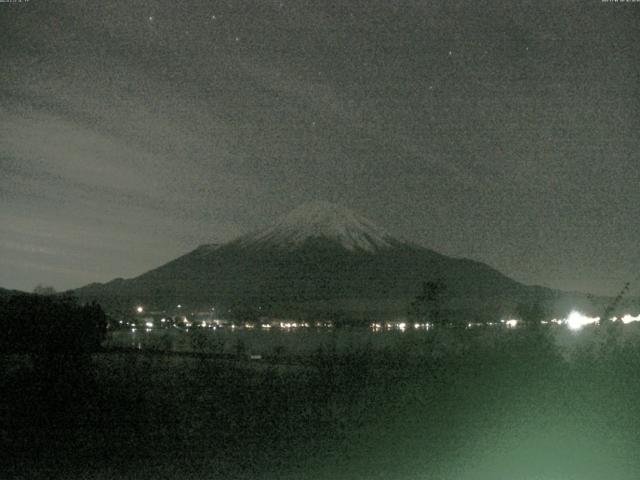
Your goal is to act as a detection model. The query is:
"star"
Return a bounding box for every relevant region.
[148,15,154,22]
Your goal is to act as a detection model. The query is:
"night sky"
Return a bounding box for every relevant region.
[1,0,639,295]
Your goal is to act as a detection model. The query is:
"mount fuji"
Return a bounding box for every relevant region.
[74,202,580,321]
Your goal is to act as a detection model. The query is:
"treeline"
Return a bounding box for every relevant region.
[0,293,107,354]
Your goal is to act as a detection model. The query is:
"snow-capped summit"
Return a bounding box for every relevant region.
[235,201,403,252]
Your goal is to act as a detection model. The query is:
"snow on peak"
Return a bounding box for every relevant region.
[236,201,401,252]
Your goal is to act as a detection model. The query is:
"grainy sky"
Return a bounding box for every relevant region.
[1,0,639,295]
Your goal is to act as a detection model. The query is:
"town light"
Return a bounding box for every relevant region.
[620,314,640,324]
[136,306,144,313]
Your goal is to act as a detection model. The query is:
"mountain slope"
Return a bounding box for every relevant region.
[74,202,571,320]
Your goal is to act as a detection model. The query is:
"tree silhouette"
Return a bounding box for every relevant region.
[33,284,56,295]
[410,279,447,327]
[515,297,549,329]
[0,293,107,354]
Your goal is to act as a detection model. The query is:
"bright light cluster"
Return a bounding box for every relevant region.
[565,311,600,330]
[504,319,518,328]
[613,314,640,324]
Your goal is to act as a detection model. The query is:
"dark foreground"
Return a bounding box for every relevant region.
[2,327,640,480]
